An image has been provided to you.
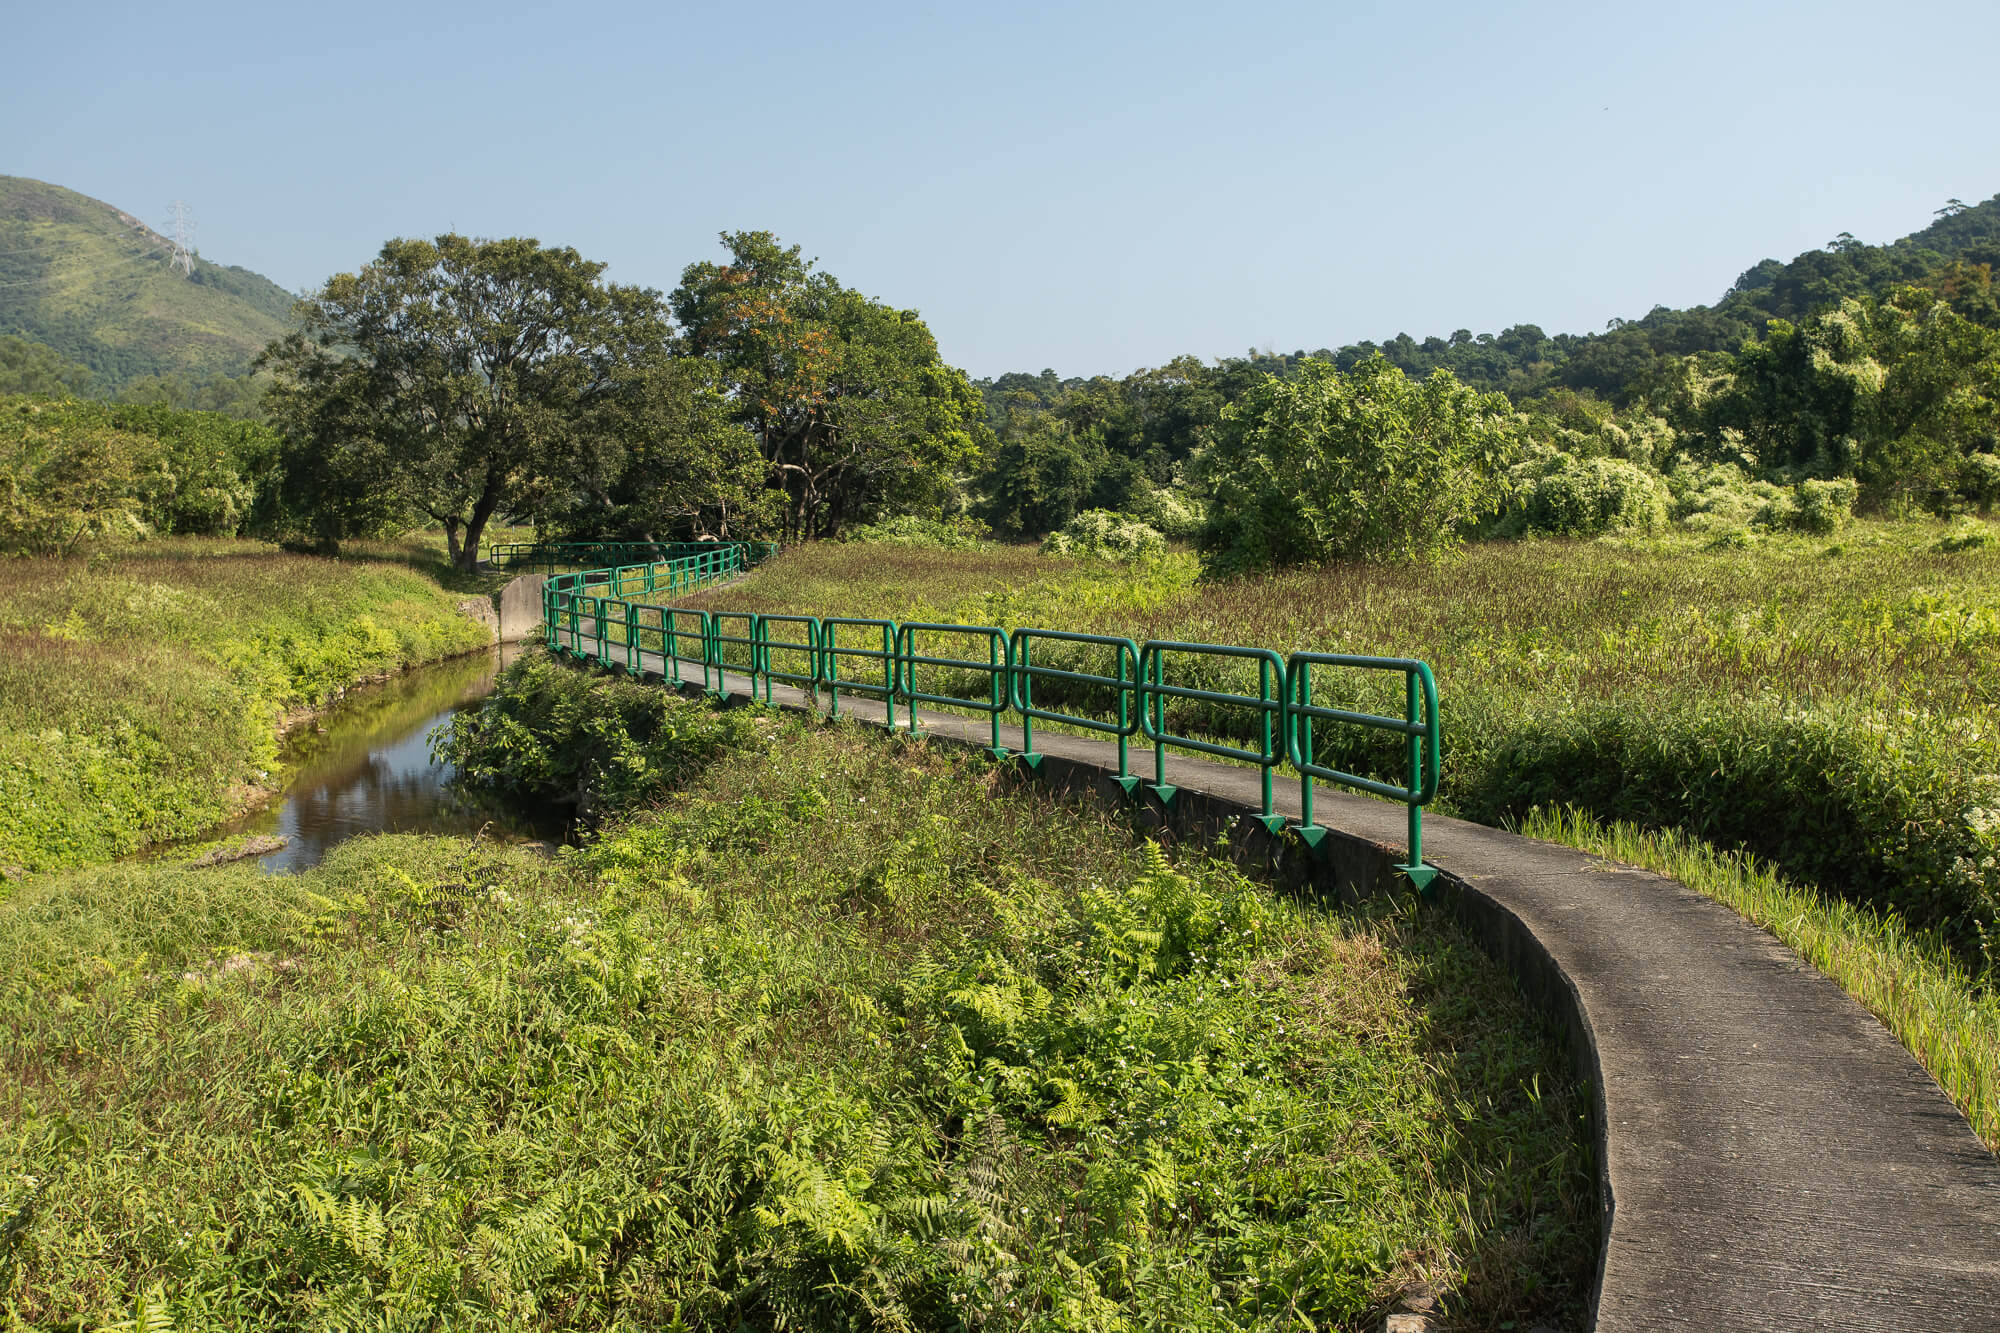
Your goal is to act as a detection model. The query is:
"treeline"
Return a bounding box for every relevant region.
[0,394,278,555]
[966,195,2000,567]
[0,334,268,420]
[6,194,1997,567]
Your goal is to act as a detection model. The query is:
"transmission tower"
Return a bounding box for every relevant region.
[165,200,196,276]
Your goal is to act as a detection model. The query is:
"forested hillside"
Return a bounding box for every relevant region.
[0,175,294,391]
[966,193,2000,544]
[981,193,2000,413]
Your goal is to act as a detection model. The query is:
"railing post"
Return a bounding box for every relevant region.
[1401,668,1437,893]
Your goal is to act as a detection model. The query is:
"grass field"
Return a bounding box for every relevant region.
[0,538,492,874]
[0,689,1596,1329]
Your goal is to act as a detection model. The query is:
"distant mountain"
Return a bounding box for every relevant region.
[0,176,296,390]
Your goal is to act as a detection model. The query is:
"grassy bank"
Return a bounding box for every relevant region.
[0,538,492,873]
[0,673,1595,1329]
[690,523,2000,960]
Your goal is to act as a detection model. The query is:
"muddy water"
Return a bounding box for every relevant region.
[210,643,553,873]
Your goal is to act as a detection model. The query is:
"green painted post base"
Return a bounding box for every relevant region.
[1148,782,1178,804]
[1399,862,1439,896]
[1019,751,1045,770]
[986,746,1012,761]
[1294,823,1330,850]
[1254,813,1288,835]
[1115,774,1141,794]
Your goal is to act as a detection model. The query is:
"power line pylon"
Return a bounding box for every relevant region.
[165,200,196,276]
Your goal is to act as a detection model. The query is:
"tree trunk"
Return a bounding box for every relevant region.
[459,473,505,572]
[442,518,463,568]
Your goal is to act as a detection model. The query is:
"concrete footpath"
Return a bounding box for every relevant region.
[564,635,2000,1329]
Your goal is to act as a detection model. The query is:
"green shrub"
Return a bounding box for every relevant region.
[1959,453,2000,513]
[439,652,758,816]
[1121,483,1205,542]
[841,514,992,549]
[1496,451,1670,537]
[1039,508,1166,562]
[1937,522,1996,553]
[1200,354,1517,569]
[1456,698,2000,958]
[1669,462,1786,529]
[1787,478,1860,535]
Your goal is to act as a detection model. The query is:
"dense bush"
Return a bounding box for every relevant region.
[1960,452,2000,512]
[1668,462,1784,529]
[1039,508,1166,562]
[1786,477,1860,534]
[1495,451,1669,537]
[439,652,758,817]
[840,514,992,549]
[0,395,278,554]
[1200,355,1518,570]
[1454,698,2000,958]
[1121,481,1205,541]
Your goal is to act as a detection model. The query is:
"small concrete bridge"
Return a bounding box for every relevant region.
[548,605,2000,1330]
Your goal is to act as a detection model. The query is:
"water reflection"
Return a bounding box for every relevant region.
[206,643,553,872]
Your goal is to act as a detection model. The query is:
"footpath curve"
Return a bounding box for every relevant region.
[559,633,2000,1329]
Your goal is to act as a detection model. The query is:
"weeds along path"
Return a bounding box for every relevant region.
[554,624,2000,1330]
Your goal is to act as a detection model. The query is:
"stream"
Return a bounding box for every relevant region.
[201,643,555,873]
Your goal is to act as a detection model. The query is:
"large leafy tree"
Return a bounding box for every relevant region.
[264,235,673,569]
[546,356,776,543]
[672,232,983,542]
[1200,354,1519,569]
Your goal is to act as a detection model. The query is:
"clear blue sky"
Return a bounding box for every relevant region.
[5,0,1995,379]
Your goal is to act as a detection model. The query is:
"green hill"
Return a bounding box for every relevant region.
[0,176,296,390]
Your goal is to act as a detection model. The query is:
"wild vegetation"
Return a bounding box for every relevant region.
[0,539,491,873]
[0,394,280,553]
[0,672,1594,1328]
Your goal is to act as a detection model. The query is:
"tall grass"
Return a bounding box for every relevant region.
[0,702,1595,1329]
[0,538,492,872]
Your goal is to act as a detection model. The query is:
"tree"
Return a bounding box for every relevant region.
[974,421,1108,536]
[256,336,412,553]
[547,355,776,543]
[263,234,673,569]
[1199,354,1519,569]
[672,231,983,542]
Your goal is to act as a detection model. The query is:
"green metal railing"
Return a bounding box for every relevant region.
[1011,629,1142,790]
[542,551,1444,886]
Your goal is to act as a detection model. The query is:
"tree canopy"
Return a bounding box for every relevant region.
[263,234,682,567]
[672,231,984,543]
